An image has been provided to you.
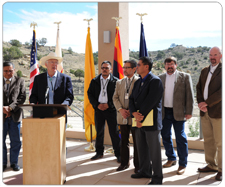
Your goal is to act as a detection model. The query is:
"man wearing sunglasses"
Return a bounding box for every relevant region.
[88,61,121,163]
[3,62,26,172]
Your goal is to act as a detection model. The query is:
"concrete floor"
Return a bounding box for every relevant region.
[2,137,222,185]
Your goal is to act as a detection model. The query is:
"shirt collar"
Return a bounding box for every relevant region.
[100,74,110,80]
[47,71,58,78]
[4,77,12,81]
[210,63,219,73]
[126,74,135,80]
[140,71,151,82]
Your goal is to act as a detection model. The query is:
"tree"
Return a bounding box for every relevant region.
[9,39,22,47]
[39,38,47,46]
[68,47,73,54]
[16,70,23,77]
[170,43,177,48]
[70,69,75,74]
[156,51,165,59]
[3,46,23,61]
[74,69,84,81]
[93,52,98,65]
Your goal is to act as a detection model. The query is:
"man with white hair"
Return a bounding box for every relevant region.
[196,47,222,181]
[29,52,74,119]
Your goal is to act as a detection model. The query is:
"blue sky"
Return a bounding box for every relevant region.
[2,1,223,53]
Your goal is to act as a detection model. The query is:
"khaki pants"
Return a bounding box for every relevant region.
[201,112,222,172]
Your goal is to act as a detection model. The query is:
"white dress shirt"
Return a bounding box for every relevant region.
[203,63,219,100]
[98,74,110,103]
[164,70,176,107]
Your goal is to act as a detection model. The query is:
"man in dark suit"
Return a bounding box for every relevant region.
[29,52,74,120]
[88,61,121,162]
[129,57,164,184]
[196,47,222,181]
[3,62,26,172]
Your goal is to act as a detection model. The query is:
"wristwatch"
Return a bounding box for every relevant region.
[9,106,13,111]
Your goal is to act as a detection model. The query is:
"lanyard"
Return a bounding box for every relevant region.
[126,77,134,93]
[101,79,109,96]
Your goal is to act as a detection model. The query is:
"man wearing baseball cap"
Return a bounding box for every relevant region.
[29,52,74,119]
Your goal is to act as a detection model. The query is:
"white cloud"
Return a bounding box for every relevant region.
[3,9,98,53]
[129,2,222,50]
[3,2,222,53]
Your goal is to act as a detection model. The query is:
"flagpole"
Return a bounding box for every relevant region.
[84,18,95,152]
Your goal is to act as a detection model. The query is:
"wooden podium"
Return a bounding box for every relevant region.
[20,104,67,185]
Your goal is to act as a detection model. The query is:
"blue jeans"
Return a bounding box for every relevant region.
[3,116,21,165]
[161,108,188,167]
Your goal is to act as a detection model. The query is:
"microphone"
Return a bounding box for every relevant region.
[45,87,49,104]
[45,87,50,98]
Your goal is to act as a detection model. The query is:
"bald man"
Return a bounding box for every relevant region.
[196,47,222,181]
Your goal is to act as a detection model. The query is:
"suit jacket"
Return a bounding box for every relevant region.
[196,62,222,118]
[113,75,139,125]
[159,71,194,121]
[88,73,118,112]
[129,72,164,131]
[3,75,26,123]
[29,71,74,121]
[29,71,74,105]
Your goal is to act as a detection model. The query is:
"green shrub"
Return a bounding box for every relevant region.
[194,60,198,65]
[16,70,23,77]
[3,46,23,61]
[9,39,22,47]
[156,51,165,59]
[188,120,199,137]
[182,65,188,68]
[68,47,73,54]
[74,69,84,80]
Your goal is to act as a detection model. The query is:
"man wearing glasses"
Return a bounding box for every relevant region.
[88,61,121,162]
[3,62,26,172]
[113,60,139,173]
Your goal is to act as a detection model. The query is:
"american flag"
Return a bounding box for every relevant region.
[29,30,39,97]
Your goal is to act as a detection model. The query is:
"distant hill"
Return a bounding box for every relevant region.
[3,41,211,96]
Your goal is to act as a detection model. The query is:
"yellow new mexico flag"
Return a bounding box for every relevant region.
[84,27,96,142]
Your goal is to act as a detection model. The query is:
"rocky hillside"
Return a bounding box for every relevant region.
[3,41,211,97]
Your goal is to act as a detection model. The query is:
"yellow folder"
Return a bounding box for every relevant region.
[132,110,154,127]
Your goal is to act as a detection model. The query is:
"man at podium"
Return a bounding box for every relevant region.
[29,52,74,120]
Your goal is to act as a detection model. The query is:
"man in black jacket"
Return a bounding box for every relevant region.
[129,57,164,184]
[88,61,120,162]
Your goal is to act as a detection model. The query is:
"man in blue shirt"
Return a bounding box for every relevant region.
[129,57,164,184]
[30,52,74,120]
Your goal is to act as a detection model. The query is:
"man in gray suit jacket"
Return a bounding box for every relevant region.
[113,60,139,173]
[159,57,194,175]
[3,62,26,172]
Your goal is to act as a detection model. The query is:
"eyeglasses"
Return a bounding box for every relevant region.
[122,67,132,69]
[48,61,58,64]
[3,70,14,73]
[101,67,109,70]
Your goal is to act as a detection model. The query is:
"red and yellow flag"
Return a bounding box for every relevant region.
[113,26,124,79]
[84,27,96,142]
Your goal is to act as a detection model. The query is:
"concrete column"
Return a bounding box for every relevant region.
[98,2,129,73]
